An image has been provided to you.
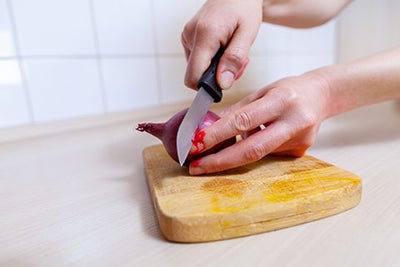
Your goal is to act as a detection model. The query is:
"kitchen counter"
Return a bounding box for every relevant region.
[1,93,400,267]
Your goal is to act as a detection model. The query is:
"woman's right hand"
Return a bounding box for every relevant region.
[181,0,263,91]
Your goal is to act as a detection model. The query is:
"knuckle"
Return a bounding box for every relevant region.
[181,31,189,47]
[280,86,298,105]
[207,130,219,146]
[225,48,247,67]
[244,144,266,162]
[232,111,253,132]
[195,20,220,37]
[203,127,223,149]
[203,154,226,174]
[211,157,224,172]
[267,87,295,117]
[184,69,196,89]
[299,111,318,129]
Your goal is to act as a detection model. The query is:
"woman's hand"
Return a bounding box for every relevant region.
[188,72,331,175]
[181,0,263,90]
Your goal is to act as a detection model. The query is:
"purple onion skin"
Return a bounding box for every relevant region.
[136,108,236,166]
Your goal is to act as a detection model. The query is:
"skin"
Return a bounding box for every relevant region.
[182,0,400,175]
[181,0,263,90]
[261,0,352,28]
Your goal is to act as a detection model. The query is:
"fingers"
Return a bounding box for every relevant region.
[204,89,286,148]
[186,27,254,90]
[182,12,235,89]
[188,118,318,175]
[187,89,286,174]
[217,45,250,90]
[189,121,292,175]
[184,24,252,90]
[216,24,257,89]
[182,2,261,90]
[184,42,223,89]
[185,71,328,175]
[187,84,320,175]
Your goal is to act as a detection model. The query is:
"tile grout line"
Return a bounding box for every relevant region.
[333,18,339,64]
[88,0,108,115]
[6,0,34,125]
[0,51,332,60]
[0,53,188,59]
[150,0,163,105]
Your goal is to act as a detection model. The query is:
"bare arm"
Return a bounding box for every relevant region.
[181,0,353,93]
[262,0,353,28]
[188,46,400,175]
[320,45,400,117]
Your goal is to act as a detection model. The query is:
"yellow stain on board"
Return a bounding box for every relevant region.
[264,170,361,203]
[201,178,252,214]
[201,170,361,213]
[201,178,249,198]
[221,220,230,227]
[210,196,250,213]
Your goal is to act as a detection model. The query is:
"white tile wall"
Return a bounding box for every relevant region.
[288,20,336,53]
[101,58,159,112]
[0,0,337,129]
[93,0,155,55]
[158,56,195,104]
[153,0,200,54]
[238,20,337,90]
[12,0,96,56]
[22,58,104,122]
[252,24,291,54]
[0,0,16,57]
[338,0,400,62]
[289,53,336,76]
[235,55,291,91]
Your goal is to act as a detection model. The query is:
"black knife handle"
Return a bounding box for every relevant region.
[197,47,225,103]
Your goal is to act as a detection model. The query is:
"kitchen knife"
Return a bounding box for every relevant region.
[177,47,225,166]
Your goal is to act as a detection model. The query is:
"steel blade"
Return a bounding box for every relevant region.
[176,87,213,166]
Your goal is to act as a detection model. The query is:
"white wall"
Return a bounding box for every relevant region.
[0,0,337,129]
[338,0,400,62]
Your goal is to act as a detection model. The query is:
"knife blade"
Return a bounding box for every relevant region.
[177,47,225,166]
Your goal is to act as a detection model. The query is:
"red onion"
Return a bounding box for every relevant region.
[136,108,236,166]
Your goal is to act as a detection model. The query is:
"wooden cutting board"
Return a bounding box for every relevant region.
[143,144,362,243]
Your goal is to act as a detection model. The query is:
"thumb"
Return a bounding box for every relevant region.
[217,30,252,90]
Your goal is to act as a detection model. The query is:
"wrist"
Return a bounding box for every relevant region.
[307,65,348,119]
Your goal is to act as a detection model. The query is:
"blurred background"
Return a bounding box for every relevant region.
[0,0,399,129]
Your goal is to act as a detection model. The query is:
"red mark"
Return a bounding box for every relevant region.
[191,130,206,154]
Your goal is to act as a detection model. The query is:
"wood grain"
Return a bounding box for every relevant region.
[143,145,362,243]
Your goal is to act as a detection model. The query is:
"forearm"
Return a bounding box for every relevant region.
[315,46,400,118]
[262,0,352,28]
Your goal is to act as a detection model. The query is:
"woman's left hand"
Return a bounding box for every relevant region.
[188,71,331,175]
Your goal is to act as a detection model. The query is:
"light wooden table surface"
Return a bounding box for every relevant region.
[1,95,399,267]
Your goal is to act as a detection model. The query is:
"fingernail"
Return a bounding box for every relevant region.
[220,71,235,89]
[190,130,206,154]
[189,160,205,175]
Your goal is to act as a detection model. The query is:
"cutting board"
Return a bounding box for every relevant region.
[143,144,362,243]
